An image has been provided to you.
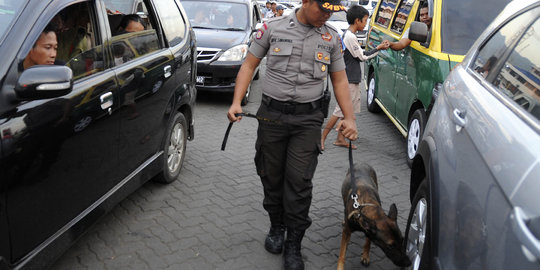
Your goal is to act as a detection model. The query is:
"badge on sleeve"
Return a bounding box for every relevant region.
[321,32,333,42]
[256,29,264,39]
[317,52,323,60]
[273,47,281,53]
[324,55,330,61]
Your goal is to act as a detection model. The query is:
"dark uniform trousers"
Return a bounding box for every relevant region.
[255,96,324,231]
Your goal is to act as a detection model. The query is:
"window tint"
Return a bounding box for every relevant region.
[153,0,186,47]
[493,17,540,120]
[390,0,415,34]
[375,0,398,28]
[442,0,510,55]
[104,0,162,66]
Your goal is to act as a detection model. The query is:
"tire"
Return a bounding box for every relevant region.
[153,112,187,184]
[407,109,426,167]
[366,72,381,113]
[241,83,251,106]
[404,179,431,270]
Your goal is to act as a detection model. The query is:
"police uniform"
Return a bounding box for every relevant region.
[250,9,345,231]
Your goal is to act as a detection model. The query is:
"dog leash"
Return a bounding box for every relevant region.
[221,112,281,151]
[348,140,362,209]
[348,140,377,210]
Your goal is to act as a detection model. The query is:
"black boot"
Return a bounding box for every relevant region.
[283,229,305,270]
[265,224,285,254]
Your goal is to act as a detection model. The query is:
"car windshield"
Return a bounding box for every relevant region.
[182,1,248,31]
[441,0,511,55]
[329,12,346,22]
[0,0,25,43]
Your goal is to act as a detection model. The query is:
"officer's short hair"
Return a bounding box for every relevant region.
[346,5,369,25]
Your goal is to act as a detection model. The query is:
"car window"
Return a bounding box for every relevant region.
[493,17,540,120]
[104,0,162,66]
[390,0,415,34]
[374,0,398,28]
[20,2,104,81]
[441,0,510,55]
[153,0,186,47]
[472,8,537,80]
[182,1,249,31]
[0,0,25,42]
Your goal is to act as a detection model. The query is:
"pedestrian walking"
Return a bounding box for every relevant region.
[226,1,357,269]
[321,5,389,150]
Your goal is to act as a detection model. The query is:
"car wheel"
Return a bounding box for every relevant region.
[407,109,426,167]
[153,112,187,184]
[404,179,431,270]
[366,72,381,113]
[241,83,251,106]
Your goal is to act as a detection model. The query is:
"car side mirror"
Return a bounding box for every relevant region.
[15,65,73,100]
[409,21,428,43]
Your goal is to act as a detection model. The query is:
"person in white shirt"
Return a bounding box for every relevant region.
[321,5,389,150]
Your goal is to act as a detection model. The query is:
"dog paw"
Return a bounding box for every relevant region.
[361,257,370,266]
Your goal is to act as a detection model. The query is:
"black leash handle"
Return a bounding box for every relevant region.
[221,112,258,151]
[349,140,355,191]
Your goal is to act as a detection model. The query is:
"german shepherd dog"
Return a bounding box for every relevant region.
[337,163,411,269]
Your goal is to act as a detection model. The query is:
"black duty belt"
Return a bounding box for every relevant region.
[262,95,321,115]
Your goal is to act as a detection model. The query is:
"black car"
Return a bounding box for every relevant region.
[181,0,262,105]
[0,0,197,268]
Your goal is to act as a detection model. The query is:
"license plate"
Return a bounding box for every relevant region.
[196,76,204,84]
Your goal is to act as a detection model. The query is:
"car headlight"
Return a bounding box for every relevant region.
[217,44,248,62]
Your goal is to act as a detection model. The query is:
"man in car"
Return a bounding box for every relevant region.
[227,0,356,269]
[388,2,431,50]
[22,24,62,70]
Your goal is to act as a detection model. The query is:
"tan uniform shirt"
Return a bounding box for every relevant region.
[249,9,345,103]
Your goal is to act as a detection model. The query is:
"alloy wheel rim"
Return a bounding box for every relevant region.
[368,77,375,104]
[406,197,427,270]
[167,122,184,173]
[408,119,421,159]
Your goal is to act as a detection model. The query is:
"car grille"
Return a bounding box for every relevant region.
[197,47,221,62]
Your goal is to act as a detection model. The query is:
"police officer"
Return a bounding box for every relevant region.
[227,1,357,269]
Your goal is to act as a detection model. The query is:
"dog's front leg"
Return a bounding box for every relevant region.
[337,225,351,270]
[361,237,371,266]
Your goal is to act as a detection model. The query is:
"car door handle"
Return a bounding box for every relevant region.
[100,92,113,115]
[452,108,467,128]
[511,207,540,261]
[164,65,172,79]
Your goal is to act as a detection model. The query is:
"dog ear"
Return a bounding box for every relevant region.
[388,203,398,221]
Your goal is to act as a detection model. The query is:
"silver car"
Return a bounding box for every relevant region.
[404,0,540,269]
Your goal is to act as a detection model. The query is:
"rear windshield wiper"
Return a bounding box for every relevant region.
[192,26,215,29]
[222,27,244,31]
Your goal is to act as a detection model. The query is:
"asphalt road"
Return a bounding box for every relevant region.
[52,63,411,270]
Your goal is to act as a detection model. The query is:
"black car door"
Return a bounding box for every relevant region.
[103,0,178,179]
[0,1,122,262]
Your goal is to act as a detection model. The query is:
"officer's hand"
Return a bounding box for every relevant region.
[336,118,358,141]
[227,104,243,122]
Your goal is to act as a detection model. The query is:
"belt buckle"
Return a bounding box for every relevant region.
[282,103,296,114]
